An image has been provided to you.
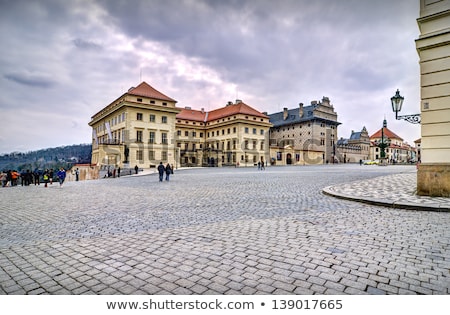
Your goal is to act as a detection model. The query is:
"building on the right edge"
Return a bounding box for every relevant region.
[415,0,450,196]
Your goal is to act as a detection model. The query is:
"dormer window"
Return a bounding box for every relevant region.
[137,98,143,102]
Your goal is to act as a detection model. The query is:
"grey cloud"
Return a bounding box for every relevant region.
[72,38,103,51]
[4,71,56,88]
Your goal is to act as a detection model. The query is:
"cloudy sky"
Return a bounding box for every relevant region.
[0,0,422,154]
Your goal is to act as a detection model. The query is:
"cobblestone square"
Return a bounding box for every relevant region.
[0,165,449,295]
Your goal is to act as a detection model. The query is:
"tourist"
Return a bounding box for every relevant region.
[165,163,172,181]
[157,162,165,182]
[57,168,66,187]
[43,169,50,187]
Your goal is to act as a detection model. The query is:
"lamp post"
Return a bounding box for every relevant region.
[375,119,391,166]
[391,89,421,124]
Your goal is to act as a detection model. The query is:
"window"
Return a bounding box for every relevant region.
[245,140,249,149]
[137,98,143,102]
[136,130,143,142]
[150,100,155,104]
[149,132,155,144]
[161,151,167,160]
[253,128,257,134]
[185,131,189,136]
[177,130,181,136]
[136,150,143,161]
[148,150,155,160]
[200,132,203,138]
[162,102,167,106]
[161,132,168,144]
[137,113,143,121]
[162,116,167,123]
[192,143,196,150]
[150,114,155,122]
[245,127,249,133]
[260,130,264,135]
[253,140,257,149]
[192,131,196,137]
[233,127,236,133]
[260,142,264,150]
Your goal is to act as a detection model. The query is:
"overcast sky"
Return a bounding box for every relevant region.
[0,0,422,154]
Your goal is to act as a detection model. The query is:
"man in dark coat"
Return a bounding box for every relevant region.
[157,162,165,182]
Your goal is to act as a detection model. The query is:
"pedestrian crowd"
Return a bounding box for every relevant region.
[1,168,66,188]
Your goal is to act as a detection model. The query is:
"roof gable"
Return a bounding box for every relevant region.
[127,82,177,103]
[370,128,403,140]
[207,102,268,121]
[176,101,268,122]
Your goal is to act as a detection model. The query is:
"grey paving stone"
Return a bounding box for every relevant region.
[0,165,448,296]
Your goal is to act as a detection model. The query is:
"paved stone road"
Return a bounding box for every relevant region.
[0,165,449,295]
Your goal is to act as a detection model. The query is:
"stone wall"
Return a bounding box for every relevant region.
[417,163,450,197]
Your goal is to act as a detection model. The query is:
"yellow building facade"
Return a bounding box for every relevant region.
[89,82,180,171]
[176,100,272,167]
[89,83,272,170]
[416,0,450,196]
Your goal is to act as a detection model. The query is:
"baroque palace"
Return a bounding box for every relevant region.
[88,82,272,169]
[88,81,415,171]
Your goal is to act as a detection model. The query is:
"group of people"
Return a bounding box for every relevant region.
[257,160,266,170]
[157,162,173,182]
[1,168,67,188]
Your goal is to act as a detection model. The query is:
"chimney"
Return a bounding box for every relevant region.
[283,107,288,120]
[201,108,205,113]
[299,103,304,118]
[227,101,233,106]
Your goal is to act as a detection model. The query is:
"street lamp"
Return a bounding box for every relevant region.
[391,89,421,124]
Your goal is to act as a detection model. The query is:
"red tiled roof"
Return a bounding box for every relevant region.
[370,127,403,141]
[176,108,207,122]
[207,102,268,121]
[127,82,177,102]
[176,101,268,122]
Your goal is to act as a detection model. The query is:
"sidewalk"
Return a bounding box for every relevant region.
[323,171,450,212]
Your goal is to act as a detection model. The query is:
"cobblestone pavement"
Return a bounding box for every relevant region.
[0,165,449,295]
[323,171,450,211]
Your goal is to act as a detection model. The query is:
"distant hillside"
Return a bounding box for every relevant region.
[0,144,92,171]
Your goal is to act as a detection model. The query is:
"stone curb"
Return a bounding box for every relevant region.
[322,186,450,212]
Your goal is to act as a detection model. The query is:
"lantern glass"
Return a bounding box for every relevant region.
[391,89,404,113]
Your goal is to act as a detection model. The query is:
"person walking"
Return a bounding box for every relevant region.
[33,170,40,185]
[134,165,139,174]
[43,169,50,188]
[49,169,54,185]
[75,168,80,181]
[0,171,7,187]
[157,162,165,182]
[57,168,66,188]
[165,163,172,181]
